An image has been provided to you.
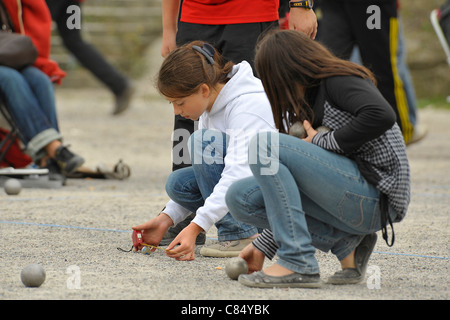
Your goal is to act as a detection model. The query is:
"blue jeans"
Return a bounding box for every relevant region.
[350,17,417,127]
[0,66,62,160]
[226,133,397,274]
[165,129,259,241]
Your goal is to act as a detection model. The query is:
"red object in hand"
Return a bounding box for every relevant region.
[132,230,144,250]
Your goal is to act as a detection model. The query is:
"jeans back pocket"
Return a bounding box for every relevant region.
[338,191,380,233]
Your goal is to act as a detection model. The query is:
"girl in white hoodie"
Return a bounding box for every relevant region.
[132,41,276,261]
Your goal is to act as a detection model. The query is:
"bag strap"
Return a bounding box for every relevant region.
[0,2,13,32]
[380,193,395,247]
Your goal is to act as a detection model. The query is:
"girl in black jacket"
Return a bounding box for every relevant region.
[226,29,410,288]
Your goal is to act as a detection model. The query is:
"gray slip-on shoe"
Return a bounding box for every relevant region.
[328,233,377,285]
[238,271,322,289]
[199,238,254,258]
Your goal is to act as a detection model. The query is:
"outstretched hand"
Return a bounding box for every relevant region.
[165,223,204,261]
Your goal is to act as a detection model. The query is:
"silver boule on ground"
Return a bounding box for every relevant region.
[20,264,46,288]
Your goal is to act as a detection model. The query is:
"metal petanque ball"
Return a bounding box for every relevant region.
[225,257,248,280]
[316,126,331,133]
[289,121,306,139]
[4,178,22,195]
[20,264,46,288]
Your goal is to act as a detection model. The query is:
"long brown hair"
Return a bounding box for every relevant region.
[157,41,234,98]
[255,29,376,133]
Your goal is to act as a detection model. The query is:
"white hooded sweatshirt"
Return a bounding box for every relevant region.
[163,61,276,233]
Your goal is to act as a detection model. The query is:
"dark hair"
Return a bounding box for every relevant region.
[157,41,234,98]
[254,29,376,133]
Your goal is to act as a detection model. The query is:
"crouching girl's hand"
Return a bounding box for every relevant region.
[165,223,204,261]
[239,243,265,274]
[302,120,318,143]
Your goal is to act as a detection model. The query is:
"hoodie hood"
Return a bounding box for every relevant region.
[207,61,265,117]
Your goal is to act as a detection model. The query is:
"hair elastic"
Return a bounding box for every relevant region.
[192,43,215,65]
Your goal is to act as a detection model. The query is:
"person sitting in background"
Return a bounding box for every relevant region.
[0,0,84,179]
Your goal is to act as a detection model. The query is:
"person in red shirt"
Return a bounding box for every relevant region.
[161,0,317,63]
[159,0,318,257]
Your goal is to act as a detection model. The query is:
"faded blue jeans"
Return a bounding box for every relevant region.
[165,129,258,241]
[0,66,62,160]
[226,132,397,275]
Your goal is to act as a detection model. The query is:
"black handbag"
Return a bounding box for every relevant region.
[0,2,38,70]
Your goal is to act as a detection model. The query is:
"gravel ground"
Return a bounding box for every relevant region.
[0,40,448,305]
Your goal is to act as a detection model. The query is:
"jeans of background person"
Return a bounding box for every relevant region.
[350,18,417,127]
[45,0,129,96]
[227,133,399,274]
[165,129,259,241]
[397,19,418,127]
[0,66,62,160]
[318,0,414,143]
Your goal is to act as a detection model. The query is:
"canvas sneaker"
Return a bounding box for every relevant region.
[54,145,85,175]
[200,238,255,258]
[42,158,66,184]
